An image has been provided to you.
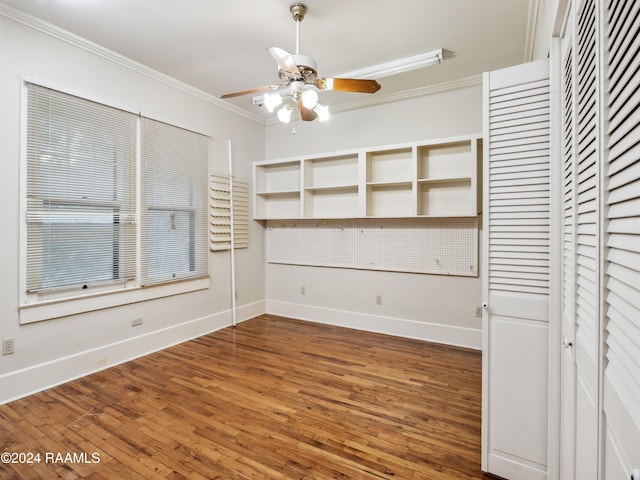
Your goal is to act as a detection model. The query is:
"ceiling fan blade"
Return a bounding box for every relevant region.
[298,101,318,122]
[315,78,381,94]
[221,85,280,99]
[269,47,301,77]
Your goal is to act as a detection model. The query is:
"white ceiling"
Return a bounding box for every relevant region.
[0,0,535,122]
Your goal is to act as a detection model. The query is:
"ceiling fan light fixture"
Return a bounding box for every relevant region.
[314,103,330,122]
[301,89,319,109]
[264,92,283,112]
[221,3,380,130]
[277,104,293,123]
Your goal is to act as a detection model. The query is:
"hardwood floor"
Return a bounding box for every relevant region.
[0,315,493,479]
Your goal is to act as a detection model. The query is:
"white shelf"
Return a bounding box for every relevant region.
[304,184,358,192]
[254,191,300,219]
[418,140,473,179]
[418,179,473,216]
[254,135,481,220]
[304,154,359,188]
[366,180,414,187]
[418,176,472,185]
[366,182,414,217]
[305,187,359,218]
[366,147,414,184]
[255,161,300,192]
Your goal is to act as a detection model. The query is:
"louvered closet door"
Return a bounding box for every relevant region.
[560,14,577,480]
[482,59,550,480]
[564,0,602,478]
[602,0,640,477]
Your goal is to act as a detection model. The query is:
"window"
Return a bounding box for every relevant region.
[23,81,209,312]
[140,118,209,285]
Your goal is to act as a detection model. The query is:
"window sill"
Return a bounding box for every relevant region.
[19,277,210,324]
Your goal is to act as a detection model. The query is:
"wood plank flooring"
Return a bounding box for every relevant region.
[0,315,493,479]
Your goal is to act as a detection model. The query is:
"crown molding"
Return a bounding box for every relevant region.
[0,4,265,125]
[524,0,540,62]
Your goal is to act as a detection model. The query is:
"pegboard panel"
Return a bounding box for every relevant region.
[266,220,354,267]
[266,218,478,276]
[355,218,477,276]
[266,220,355,267]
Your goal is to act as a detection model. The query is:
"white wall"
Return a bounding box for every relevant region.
[0,13,266,404]
[264,84,484,349]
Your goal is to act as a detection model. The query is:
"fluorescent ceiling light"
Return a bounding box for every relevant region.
[338,48,443,79]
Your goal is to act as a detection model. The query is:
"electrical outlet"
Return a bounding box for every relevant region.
[475,307,482,318]
[2,338,15,355]
[301,286,306,295]
[376,294,382,305]
[131,317,143,327]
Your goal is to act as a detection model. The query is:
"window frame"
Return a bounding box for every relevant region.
[19,77,210,324]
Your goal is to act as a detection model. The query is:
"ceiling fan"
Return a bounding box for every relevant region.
[220,2,381,123]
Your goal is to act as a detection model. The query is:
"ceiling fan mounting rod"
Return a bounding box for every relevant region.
[290,3,307,55]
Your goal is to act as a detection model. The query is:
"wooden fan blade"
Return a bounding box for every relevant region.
[220,85,280,99]
[315,78,381,94]
[269,47,301,77]
[298,101,318,122]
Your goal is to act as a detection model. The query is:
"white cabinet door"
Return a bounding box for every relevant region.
[482,59,551,480]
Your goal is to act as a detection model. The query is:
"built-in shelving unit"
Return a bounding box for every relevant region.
[417,140,478,216]
[254,134,482,220]
[366,147,414,217]
[254,160,301,219]
[303,154,359,218]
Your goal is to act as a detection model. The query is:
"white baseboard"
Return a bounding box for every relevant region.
[265,300,481,350]
[0,300,266,405]
[234,300,266,324]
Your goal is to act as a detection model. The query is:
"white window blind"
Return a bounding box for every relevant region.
[25,81,209,298]
[25,83,137,292]
[140,118,209,286]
